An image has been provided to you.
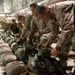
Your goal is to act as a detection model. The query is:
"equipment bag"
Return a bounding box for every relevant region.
[15,44,38,62]
[21,72,39,75]
[2,33,10,41]
[10,43,17,52]
[0,48,12,56]
[0,40,4,44]
[8,38,16,46]
[1,52,17,66]
[11,43,22,53]
[37,44,52,56]
[14,47,25,61]
[5,37,11,43]
[5,61,26,75]
[0,43,9,48]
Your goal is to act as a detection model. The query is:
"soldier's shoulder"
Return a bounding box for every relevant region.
[49,1,75,11]
[25,13,34,19]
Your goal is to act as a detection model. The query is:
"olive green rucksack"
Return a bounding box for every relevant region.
[5,61,26,75]
[37,44,52,56]
[1,52,17,66]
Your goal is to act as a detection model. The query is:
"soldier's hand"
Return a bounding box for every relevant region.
[35,32,40,38]
[50,48,59,57]
[43,42,48,48]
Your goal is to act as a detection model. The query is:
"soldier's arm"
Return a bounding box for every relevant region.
[55,3,74,52]
[28,19,36,40]
[39,21,51,35]
[47,23,59,45]
[39,27,51,35]
[21,14,33,38]
[21,20,30,37]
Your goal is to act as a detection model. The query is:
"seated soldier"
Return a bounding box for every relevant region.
[10,19,19,35]
[20,13,34,41]
[17,15,25,36]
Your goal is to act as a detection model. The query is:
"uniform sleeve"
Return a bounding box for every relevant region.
[21,14,33,37]
[47,22,59,45]
[44,5,60,45]
[39,20,51,35]
[39,27,51,35]
[55,3,74,52]
[28,18,37,40]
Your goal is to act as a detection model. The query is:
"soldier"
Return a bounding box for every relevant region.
[35,5,59,48]
[17,15,25,37]
[10,19,19,35]
[20,13,34,41]
[36,4,74,65]
[27,3,50,45]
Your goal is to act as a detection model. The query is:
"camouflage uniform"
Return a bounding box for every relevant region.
[10,23,20,34]
[21,14,34,38]
[28,15,50,41]
[40,18,59,46]
[50,3,75,60]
